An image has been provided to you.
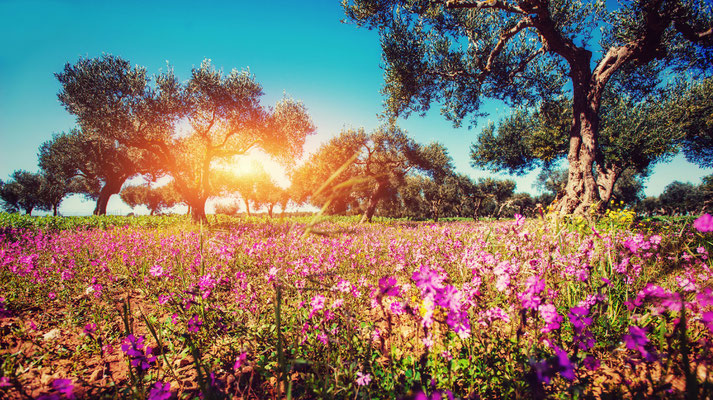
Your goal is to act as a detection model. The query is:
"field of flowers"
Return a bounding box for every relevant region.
[1,213,712,399]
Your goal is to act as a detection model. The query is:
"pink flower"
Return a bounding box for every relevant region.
[83,323,97,335]
[149,265,164,277]
[514,213,525,226]
[356,372,372,386]
[234,352,248,371]
[378,276,401,297]
[538,304,562,333]
[147,381,171,400]
[309,294,325,318]
[694,214,713,232]
[187,315,202,333]
[52,378,75,399]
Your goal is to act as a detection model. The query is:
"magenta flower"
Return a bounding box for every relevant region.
[415,390,455,400]
[309,294,325,318]
[582,356,600,371]
[694,213,713,232]
[356,371,372,386]
[234,352,248,371]
[412,265,443,296]
[51,378,75,399]
[83,323,97,335]
[147,381,172,400]
[698,288,713,307]
[187,315,202,333]
[149,264,164,277]
[531,358,553,385]
[702,311,713,332]
[554,347,575,380]
[623,325,657,362]
[538,303,563,333]
[519,276,545,310]
[121,334,156,372]
[0,376,11,387]
[623,326,649,349]
[378,276,401,297]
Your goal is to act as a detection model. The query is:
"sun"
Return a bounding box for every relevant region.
[217,150,290,188]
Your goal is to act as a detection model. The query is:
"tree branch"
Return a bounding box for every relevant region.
[485,19,534,73]
[443,0,525,15]
[590,1,673,103]
[507,46,545,79]
[674,20,713,42]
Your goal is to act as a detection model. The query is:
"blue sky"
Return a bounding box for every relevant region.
[1,0,710,215]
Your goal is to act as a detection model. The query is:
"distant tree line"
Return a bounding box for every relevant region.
[1,55,315,220]
[1,50,711,221]
[636,175,713,216]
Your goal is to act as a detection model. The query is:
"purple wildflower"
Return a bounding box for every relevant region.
[147,381,172,400]
[702,311,713,332]
[51,379,75,399]
[378,276,401,297]
[412,265,443,296]
[356,371,372,386]
[554,347,575,380]
[519,276,545,310]
[309,294,325,318]
[538,303,563,333]
[582,356,600,371]
[83,323,97,336]
[623,325,657,362]
[121,334,156,372]
[694,214,713,232]
[234,352,248,371]
[532,358,553,385]
[187,315,202,333]
[149,264,164,277]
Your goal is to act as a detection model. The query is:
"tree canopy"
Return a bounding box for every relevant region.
[344,0,713,216]
[38,129,146,215]
[0,171,49,215]
[292,125,451,222]
[120,183,182,215]
[56,56,315,221]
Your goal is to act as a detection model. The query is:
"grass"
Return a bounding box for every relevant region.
[0,213,712,399]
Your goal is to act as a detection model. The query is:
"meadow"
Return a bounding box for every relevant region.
[1,212,712,399]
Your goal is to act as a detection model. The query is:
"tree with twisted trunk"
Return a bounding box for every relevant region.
[344,0,712,216]
[57,56,314,222]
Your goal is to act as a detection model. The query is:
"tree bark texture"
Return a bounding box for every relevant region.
[360,181,388,223]
[190,196,208,223]
[93,177,126,216]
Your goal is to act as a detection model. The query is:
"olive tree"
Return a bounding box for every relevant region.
[57,56,315,221]
[344,0,712,216]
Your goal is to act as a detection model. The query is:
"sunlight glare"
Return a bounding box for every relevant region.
[218,149,290,188]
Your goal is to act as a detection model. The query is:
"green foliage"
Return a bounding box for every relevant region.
[0,171,47,215]
[344,0,713,215]
[659,180,705,215]
[291,125,452,222]
[120,183,182,215]
[56,56,315,222]
[670,77,713,168]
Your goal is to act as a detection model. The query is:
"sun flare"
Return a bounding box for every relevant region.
[217,150,290,188]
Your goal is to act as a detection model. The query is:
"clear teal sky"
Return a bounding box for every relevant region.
[1,0,710,215]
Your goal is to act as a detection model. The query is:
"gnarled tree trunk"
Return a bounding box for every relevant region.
[552,67,604,218]
[94,177,126,215]
[360,181,387,223]
[190,196,208,223]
